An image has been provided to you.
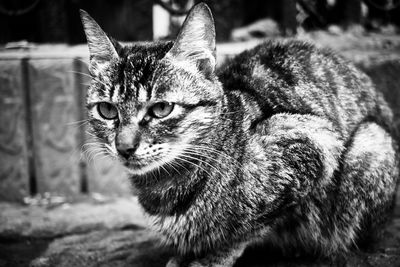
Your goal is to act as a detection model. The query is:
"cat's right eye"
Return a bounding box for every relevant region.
[149,102,175,119]
[97,102,118,120]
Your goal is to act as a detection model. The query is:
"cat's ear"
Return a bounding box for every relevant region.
[165,3,216,76]
[80,9,119,76]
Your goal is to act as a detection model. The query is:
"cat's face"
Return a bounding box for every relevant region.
[81,4,221,175]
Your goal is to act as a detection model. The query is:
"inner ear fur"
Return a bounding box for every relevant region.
[165,3,216,76]
[80,9,120,75]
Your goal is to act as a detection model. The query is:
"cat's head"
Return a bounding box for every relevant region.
[80,3,223,176]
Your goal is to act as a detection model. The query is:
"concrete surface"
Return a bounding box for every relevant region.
[1,196,400,267]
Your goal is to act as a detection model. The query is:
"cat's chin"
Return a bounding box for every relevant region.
[121,151,185,177]
[124,164,155,176]
[123,160,167,176]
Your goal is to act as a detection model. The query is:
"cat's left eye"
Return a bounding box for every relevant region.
[149,102,174,118]
[97,102,118,120]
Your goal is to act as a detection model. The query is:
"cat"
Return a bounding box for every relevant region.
[80,3,399,267]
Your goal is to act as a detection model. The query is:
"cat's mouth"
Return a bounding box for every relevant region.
[121,157,157,175]
[120,154,173,176]
[116,144,188,176]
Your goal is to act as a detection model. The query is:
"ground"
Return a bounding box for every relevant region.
[1,194,400,267]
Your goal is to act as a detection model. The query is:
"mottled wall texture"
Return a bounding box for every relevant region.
[0,50,130,202]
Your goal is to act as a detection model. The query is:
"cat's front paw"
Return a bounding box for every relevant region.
[166,257,180,267]
[165,257,210,267]
[187,261,210,267]
[166,257,228,267]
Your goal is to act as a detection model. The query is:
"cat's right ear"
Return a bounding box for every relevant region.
[165,3,216,77]
[80,10,119,76]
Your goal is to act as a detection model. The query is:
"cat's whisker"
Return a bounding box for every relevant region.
[91,150,110,166]
[81,144,103,152]
[104,143,116,154]
[86,151,100,165]
[165,160,182,176]
[84,137,104,146]
[67,147,84,165]
[188,145,260,182]
[166,149,195,175]
[66,119,89,129]
[84,149,101,164]
[85,132,99,140]
[182,148,245,181]
[188,145,245,169]
[66,119,89,126]
[81,143,104,152]
[90,152,106,162]
[69,70,92,78]
[170,150,212,178]
[160,163,171,176]
[183,145,236,166]
[179,151,229,181]
[82,142,99,147]
[82,144,107,163]
[156,163,161,177]
[97,154,111,162]
[84,131,97,137]
[189,144,236,158]
[171,160,190,174]
[219,110,241,116]
[69,70,108,87]
[175,156,214,179]
[75,57,89,67]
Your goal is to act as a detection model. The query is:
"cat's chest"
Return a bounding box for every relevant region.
[146,204,213,253]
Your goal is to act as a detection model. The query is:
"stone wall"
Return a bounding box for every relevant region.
[0,46,130,201]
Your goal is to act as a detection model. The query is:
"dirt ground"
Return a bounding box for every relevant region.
[1,195,400,267]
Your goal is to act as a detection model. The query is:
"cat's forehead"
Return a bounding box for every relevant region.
[122,46,176,102]
[88,41,210,106]
[89,42,173,102]
[124,44,169,84]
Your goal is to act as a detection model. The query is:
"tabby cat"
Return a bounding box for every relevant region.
[80,3,399,267]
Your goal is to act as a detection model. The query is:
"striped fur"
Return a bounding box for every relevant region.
[81,3,399,267]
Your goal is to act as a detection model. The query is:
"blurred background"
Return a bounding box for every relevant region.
[1,0,400,43]
[1,0,400,202]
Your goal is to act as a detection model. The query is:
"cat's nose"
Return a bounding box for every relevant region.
[116,142,139,159]
[115,128,140,159]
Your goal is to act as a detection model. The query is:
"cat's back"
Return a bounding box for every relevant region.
[217,40,393,139]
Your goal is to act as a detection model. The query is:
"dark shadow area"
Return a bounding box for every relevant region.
[0,237,52,267]
[127,240,174,267]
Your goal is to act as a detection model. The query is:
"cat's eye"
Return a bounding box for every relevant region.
[149,102,174,118]
[97,102,118,120]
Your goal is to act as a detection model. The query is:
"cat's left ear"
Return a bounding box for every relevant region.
[165,3,216,76]
[80,9,120,76]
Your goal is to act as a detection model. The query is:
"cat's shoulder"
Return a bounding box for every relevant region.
[216,39,352,87]
[220,39,340,68]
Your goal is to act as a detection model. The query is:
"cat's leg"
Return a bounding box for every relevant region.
[166,242,247,267]
[332,122,398,249]
[250,113,344,198]
[240,113,346,255]
[256,119,398,255]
